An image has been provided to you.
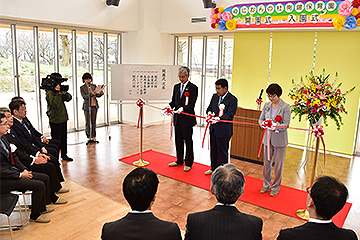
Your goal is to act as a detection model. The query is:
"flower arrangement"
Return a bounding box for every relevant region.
[210,7,237,31]
[333,0,360,30]
[288,69,355,130]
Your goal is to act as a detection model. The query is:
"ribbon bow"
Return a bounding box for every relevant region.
[202,113,216,148]
[136,98,146,128]
[312,125,326,166]
[136,98,145,108]
[258,119,276,161]
[256,98,263,110]
[163,106,174,139]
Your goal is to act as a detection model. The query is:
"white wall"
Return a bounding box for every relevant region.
[0,0,139,32]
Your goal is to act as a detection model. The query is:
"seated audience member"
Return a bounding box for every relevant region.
[185,163,263,240]
[101,167,182,240]
[277,176,358,240]
[0,113,53,223]
[11,96,61,150]
[1,108,69,196]
[9,100,59,158]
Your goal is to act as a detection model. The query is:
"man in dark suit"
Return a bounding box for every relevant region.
[277,176,358,240]
[1,108,69,197]
[185,163,263,240]
[11,96,61,150]
[168,66,198,171]
[101,167,182,240]
[9,100,59,159]
[0,113,52,223]
[205,78,237,175]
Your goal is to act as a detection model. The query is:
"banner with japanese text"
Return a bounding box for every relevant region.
[210,0,360,31]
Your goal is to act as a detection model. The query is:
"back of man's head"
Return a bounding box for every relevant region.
[311,176,348,220]
[123,168,159,211]
[211,164,245,204]
[9,100,25,115]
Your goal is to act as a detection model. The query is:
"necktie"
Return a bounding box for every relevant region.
[0,138,15,164]
[218,96,223,106]
[180,84,184,97]
[22,121,31,135]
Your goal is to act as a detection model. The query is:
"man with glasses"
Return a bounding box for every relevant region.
[204,79,237,175]
[0,113,53,223]
[277,176,357,240]
[9,100,59,160]
[168,66,198,172]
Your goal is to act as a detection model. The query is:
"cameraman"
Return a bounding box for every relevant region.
[45,72,73,161]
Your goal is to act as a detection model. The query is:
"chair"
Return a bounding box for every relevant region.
[0,193,19,240]
[11,190,31,227]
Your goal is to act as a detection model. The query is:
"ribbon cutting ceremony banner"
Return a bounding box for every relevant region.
[210,0,360,30]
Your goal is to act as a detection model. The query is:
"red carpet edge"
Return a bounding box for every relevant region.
[119,149,352,227]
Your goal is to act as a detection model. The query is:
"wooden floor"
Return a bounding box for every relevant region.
[1,123,359,239]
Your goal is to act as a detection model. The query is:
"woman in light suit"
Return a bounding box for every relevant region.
[258,83,291,197]
[80,73,104,143]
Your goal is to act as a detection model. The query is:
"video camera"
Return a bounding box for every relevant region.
[40,75,69,92]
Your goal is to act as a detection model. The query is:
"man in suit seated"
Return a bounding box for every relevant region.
[185,163,263,240]
[277,176,358,240]
[101,167,182,240]
[11,96,61,151]
[0,113,53,223]
[1,107,69,196]
[9,100,59,159]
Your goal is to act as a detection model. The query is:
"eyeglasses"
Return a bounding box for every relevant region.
[0,120,9,126]
[306,187,311,194]
[267,94,277,99]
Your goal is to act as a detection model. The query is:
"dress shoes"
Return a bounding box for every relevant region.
[260,187,270,194]
[56,188,70,194]
[204,170,213,175]
[30,214,51,223]
[41,206,55,214]
[184,166,191,172]
[168,162,180,167]
[54,197,68,204]
[62,155,73,161]
[270,189,279,197]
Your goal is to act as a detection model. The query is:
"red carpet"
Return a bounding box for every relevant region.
[119,149,352,227]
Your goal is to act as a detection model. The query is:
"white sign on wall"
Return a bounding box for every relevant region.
[111,64,180,101]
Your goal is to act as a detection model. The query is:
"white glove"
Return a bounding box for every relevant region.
[175,107,183,114]
[207,111,214,116]
[213,117,220,123]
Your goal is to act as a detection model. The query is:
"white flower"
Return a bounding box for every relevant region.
[219,104,225,110]
[9,143,17,153]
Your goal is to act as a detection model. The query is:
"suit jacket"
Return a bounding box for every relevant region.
[206,92,238,138]
[0,137,27,193]
[258,99,291,147]
[23,117,42,138]
[277,222,358,240]
[5,130,38,168]
[185,205,263,240]
[80,83,104,110]
[101,212,182,240]
[11,117,44,151]
[169,81,198,127]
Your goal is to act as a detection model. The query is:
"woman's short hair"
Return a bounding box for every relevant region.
[266,83,282,97]
[82,72,93,83]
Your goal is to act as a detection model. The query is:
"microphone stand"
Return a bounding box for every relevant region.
[86,83,98,145]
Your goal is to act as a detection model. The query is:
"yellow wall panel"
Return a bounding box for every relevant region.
[232,32,271,109]
[314,32,360,155]
[270,32,316,146]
